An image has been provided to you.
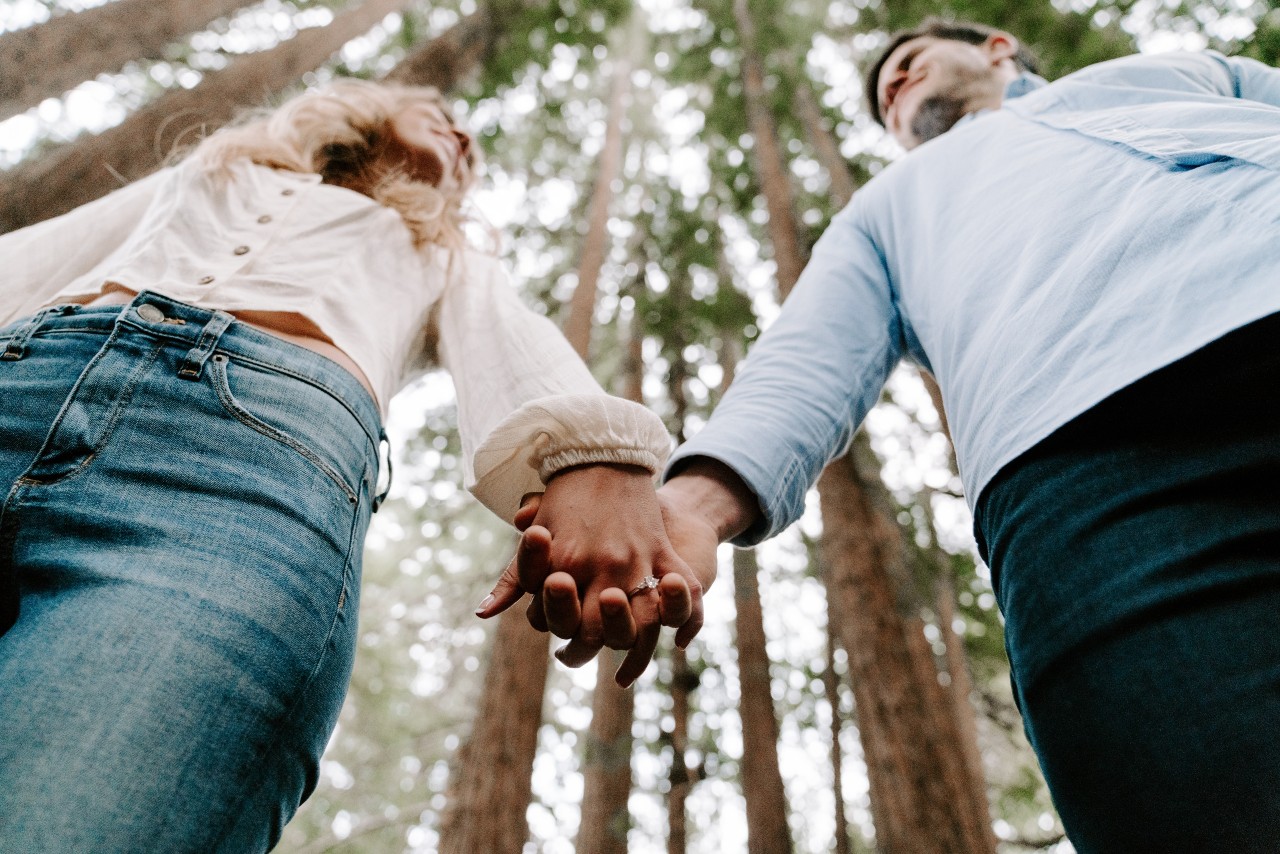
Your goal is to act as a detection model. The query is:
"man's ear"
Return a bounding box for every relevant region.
[983,32,1019,65]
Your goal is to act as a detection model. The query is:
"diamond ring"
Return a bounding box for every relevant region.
[628,576,660,597]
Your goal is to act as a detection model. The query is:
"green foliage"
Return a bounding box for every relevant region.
[13,0,1273,849]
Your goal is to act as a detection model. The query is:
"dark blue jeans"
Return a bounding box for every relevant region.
[0,294,382,852]
[976,313,1280,853]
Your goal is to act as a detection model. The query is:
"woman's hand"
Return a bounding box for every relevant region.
[475,463,713,687]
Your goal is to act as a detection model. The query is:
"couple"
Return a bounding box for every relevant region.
[2,16,1278,853]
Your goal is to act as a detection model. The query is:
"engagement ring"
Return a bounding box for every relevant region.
[628,576,660,597]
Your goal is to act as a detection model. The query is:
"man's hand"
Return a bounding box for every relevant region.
[478,460,757,686]
[474,463,707,686]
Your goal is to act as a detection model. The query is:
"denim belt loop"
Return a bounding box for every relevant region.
[1,305,76,361]
[178,311,235,380]
[373,428,393,512]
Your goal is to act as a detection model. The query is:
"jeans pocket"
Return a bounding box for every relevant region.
[208,353,365,507]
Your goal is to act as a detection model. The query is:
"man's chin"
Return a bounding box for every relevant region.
[909,95,969,145]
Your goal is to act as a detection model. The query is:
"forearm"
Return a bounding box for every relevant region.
[660,457,762,544]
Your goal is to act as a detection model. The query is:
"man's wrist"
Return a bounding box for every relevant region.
[660,457,761,543]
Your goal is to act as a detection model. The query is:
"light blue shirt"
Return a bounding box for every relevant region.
[668,50,1280,545]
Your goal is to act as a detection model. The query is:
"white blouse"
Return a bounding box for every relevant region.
[0,159,671,524]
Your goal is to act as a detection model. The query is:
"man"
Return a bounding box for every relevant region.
[481,19,1280,851]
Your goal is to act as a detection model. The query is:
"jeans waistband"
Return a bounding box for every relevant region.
[5,291,385,459]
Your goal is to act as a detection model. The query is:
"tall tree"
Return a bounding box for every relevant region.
[791,64,997,850]
[575,28,640,853]
[731,0,805,290]
[562,16,635,359]
[437,606,551,854]
[386,7,498,89]
[727,0,995,847]
[0,0,415,233]
[438,5,636,849]
[0,0,255,122]
[824,610,854,854]
[818,438,994,854]
[705,328,792,853]
[733,547,795,854]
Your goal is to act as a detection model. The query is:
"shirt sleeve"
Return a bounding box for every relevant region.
[435,250,672,525]
[0,168,169,326]
[664,206,904,546]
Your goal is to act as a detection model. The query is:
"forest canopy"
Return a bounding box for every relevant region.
[2,0,1274,851]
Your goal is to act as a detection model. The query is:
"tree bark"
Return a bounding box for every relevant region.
[0,0,415,233]
[817,440,993,854]
[733,547,794,854]
[561,22,633,358]
[825,617,854,854]
[385,8,496,90]
[666,647,694,854]
[438,608,550,854]
[577,651,635,854]
[731,0,805,293]
[661,269,697,854]
[937,575,996,850]
[0,0,255,122]
[577,172,643,851]
[791,62,995,852]
[792,80,857,209]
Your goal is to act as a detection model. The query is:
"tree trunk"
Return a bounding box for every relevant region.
[791,62,995,852]
[817,440,993,853]
[666,647,694,854]
[577,135,642,846]
[729,11,804,842]
[0,0,255,122]
[792,80,856,209]
[577,647,635,854]
[708,331,791,853]
[0,0,415,233]
[438,607,550,854]
[731,0,805,293]
[561,23,633,357]
[733,547,794,854]
[656,266,700,854]
[385,8,496,90]
[825,616,854,854]
[936,575,996,849]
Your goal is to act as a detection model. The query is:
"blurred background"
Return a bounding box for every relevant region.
[2,0,1275,850]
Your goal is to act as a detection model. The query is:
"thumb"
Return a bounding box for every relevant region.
[475,524,553,618]
[514,493,543,531]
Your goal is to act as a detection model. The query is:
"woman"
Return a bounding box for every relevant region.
[0,80,676,851]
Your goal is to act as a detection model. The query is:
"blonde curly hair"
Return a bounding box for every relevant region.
[192,79,478,249]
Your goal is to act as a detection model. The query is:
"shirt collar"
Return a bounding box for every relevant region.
[1004,72,1048,101]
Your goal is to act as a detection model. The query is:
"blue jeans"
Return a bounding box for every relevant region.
[975,312,1280,853]
[0,293,383,852]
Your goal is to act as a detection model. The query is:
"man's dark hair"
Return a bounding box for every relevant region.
[864,18,1041,126]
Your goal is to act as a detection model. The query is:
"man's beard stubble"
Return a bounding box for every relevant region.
[909,94,970,145]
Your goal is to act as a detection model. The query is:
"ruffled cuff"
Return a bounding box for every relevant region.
[469,393,672,525]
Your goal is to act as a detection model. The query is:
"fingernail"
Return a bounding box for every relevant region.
[475,593,495,614]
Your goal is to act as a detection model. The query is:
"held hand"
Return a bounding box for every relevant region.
[475,463,709,686]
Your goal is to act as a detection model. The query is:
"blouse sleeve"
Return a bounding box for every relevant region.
[0,168,169,326]
[434,250,672,524]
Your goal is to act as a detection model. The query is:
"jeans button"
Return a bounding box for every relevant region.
[137,305,165,322]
